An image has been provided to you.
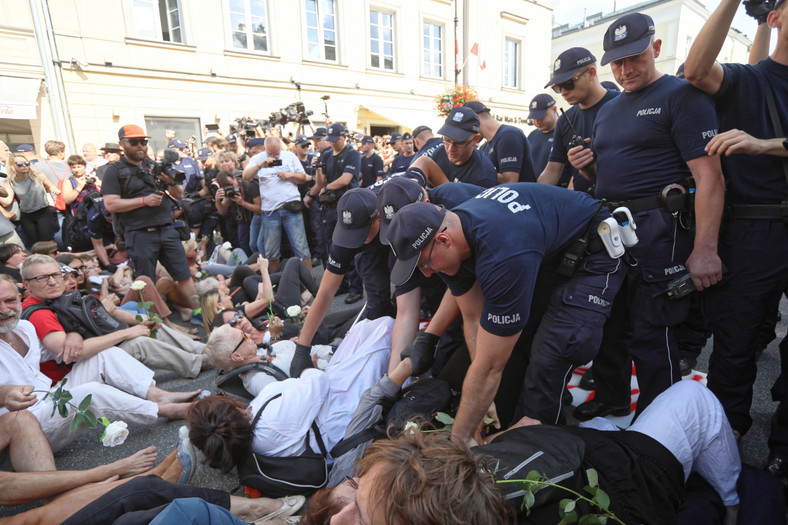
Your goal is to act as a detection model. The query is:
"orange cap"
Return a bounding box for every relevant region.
[118,124,151,140]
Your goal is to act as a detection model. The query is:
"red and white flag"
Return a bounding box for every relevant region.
[470,42,486,70]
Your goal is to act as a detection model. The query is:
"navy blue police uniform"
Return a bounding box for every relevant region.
[413,136,443,161]
[389,153,415,174]
[479,125,537,182]
[318,144,360,265]
[591,74,718,415]
[101,157,190,281]
[179,156,203,196]
[527,127,555,176]
[403,184,625,424]
[359,152,384,188]
[423,145,498,188]
[550,90,619,191]
[701,58,788,438]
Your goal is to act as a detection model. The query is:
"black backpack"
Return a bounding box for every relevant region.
[22,291,129,339]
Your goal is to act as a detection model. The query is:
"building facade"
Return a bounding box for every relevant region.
[550,0,752,111]
[0,0,552,153]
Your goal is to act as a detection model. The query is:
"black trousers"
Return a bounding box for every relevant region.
[60,476,230,525]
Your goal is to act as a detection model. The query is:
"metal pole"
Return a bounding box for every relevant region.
[28,0,66,143]
[454,0,459,85]
[39,0,76,151]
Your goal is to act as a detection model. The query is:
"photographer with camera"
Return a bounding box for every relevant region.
[101,124,197,309]
[243,137,312,275]
[215,152,260,255]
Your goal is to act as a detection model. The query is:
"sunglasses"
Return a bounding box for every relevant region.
[552,68,590,93]
[228,310,245,327]
[124,139,149,147]
[441,136,475,148]
[232,331,250,354]
[14,161,30,167]
[417,226,447,271]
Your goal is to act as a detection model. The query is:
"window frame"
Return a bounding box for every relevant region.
[304,0,339,63]
[369,8,396,72]
[132,0,185,44]
[502,36,521,89]
[421,20,444,79]
[228,0,270,54]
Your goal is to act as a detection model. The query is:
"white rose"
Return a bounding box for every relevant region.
[286,305,301,318]
[130,280,147,291]
[404,421,419,435]
[316,358,329,370]
[101,420,129,447]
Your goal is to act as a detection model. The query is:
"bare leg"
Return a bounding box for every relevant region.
[90,237,111,267]
[145,386,199,420]
[269,258,280,273]
[229,495,300,521]
[176,278,198,309]
[1,411,55,472]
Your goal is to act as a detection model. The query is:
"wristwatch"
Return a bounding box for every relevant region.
[783,137,788,151]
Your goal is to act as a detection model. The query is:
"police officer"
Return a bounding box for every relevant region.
[389,132,416,174]
[570,13,724,417]
[526,94,558,176]
[538,47,619,191]
[683,0,788,449]
[102,124,196,307]
[412,125,443,160]
[465,101,537,184]
[387,184,625,441]
[409,107,498,188]
[358,135,384,188]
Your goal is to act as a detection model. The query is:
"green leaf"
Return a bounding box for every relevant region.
[594,488,610,510]
[565,511,578,524]
[83,410,98,428]
[58,403,68,418]
[523,490,535,511]
[563,500,576,513]
[434,412,455,425]
[60,390,72,404]
[100,417,110,427]
[50,403,58,418]
[60,378,67,388]
[584,485,598,496]
[78,394,92,411]
[135,315,143,323]
[579,515,604,525]
[586,468,599,488]
[483,416,497,425]
[525,470,541,482]
[70,413,83,431]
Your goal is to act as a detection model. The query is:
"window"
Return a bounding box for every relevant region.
[305,0,337,62]
[370,10,394,70]
[229,0,269,52]
[144,117,201,154]
[133,0,184,43]
[423,22,442,78]
[503,38,520,88]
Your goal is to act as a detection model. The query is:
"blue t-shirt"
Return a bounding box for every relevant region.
[359,152,384,188]
[442,184,604,336]
[592,75,717,201]
[479,124,537,183]
[324,145,360,198]
[413,137,443,161]
[713,58,788,205]
[390,153,415,174]
[527,128,555,178]
[551,90,619,193]
[426,145,498,188]
[428,182,484,209]
[178,157,203,194]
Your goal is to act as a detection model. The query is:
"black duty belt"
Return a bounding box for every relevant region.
[607,193,687,214]
[729,202,788,221]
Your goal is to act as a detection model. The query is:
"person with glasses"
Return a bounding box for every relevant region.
[6,153,61,246]
[404,107,497,189]
[537,47,619,192]
[101,124,198,312]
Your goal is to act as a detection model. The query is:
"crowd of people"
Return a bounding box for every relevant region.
[0,0,786,523]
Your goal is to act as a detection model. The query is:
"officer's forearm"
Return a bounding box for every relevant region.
[325,172,353,191]
[298,270,343,346]
[684,0,737,86]
[242,163,260,180]
[390,290,421,372]
[425,290,460,337]
[452,355,504,443]
[688,157,725,253]
[498,171,519,184]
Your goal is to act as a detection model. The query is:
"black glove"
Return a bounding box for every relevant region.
[401,332,440,376]
[290,342,314,378]
[744,0,774,24]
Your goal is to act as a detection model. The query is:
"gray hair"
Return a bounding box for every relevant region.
[204,324,241,371]
[20,254,57,280]
[195,277,220,298]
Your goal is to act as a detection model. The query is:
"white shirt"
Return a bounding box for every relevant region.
[249,316,394,459]
[0,320,59,417]
[248,150,305,211]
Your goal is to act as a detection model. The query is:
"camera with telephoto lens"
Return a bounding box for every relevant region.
[151,149,186,187]
[224,186,239,199]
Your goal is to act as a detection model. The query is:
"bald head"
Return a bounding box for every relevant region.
[264,137,281,157]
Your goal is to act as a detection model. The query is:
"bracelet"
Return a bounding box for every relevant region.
[141,197,145,206]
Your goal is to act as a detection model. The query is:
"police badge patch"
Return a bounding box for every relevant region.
[614,25,627,41]
[383,205,395,220]
[342,210,352,224]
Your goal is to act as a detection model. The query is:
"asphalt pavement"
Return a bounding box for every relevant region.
[1,280,785,519]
